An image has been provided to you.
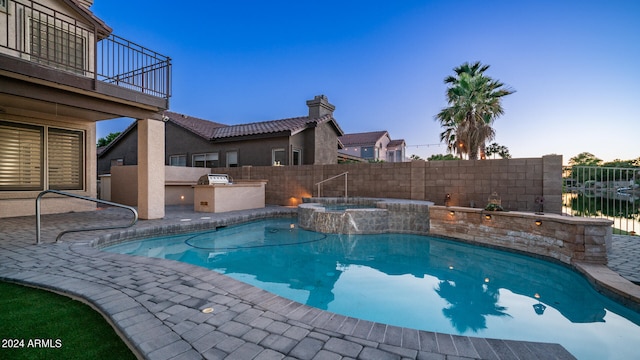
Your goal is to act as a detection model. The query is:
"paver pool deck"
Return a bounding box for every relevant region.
[1,205,639,360]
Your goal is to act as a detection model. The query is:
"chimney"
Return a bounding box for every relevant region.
[306,95,335,118]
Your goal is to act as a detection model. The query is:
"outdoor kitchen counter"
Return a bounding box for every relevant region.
[193,180,267,213]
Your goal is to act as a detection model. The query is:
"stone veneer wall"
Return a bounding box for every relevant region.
[214,155,562,213]
[429,206,613,265]
[299,198,432,235]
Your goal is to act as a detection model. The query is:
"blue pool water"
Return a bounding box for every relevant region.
[104,218,640,360]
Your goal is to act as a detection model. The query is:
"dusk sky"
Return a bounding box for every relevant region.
[93,0,640,164]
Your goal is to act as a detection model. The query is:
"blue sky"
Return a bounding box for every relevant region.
[93,0,640,164]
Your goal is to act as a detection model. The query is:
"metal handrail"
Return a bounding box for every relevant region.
[315,172,348,199]
[36,190,138,244]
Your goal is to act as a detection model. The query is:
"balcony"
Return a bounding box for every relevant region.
[0,0,171,108]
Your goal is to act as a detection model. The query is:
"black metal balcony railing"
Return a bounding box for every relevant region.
[0,0,171,100]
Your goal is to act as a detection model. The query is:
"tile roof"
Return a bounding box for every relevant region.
[388,139,406,147]
[164,111,228,139]
[99,110,342,158]
[339,131,389,146]
[212,114,335,139]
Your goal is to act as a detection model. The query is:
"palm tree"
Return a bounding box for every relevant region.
[485,142,512,159]
[435,62,514,160]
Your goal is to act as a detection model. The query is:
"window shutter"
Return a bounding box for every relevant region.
[0,122,44,190]
[48,128,83,190]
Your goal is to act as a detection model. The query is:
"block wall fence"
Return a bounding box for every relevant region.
[214,155,563,214]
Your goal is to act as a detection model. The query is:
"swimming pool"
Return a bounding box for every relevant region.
[104,218,640,360]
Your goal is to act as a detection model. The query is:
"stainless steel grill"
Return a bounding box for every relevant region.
[197,174,231,185]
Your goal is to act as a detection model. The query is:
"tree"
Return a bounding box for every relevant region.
[427,154,459,161]
[435,61,515,160]
[97,132,121,147]
[568,152,602,166]
[485,142,511,159]
[409,154,424,161]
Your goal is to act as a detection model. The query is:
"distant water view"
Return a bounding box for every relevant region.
[564,166,640,235]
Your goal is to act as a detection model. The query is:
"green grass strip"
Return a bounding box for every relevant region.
[0,281,136,360]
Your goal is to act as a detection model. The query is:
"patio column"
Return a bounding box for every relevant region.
[137,118,165,219]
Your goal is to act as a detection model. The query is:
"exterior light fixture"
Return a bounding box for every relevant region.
[535,220,542,226]
[485,214,492,220]
[533,293,546,315]
[449,210,455,216]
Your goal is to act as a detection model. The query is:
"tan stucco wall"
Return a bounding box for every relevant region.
[110,166,138,206]
[137,118,165,219]
[110,166,210,206]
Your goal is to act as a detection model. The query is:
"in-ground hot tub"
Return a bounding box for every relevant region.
[298,197,433,234]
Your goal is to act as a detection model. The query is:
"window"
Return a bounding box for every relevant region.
[387,150,395,162]
[0,121,84,191]
[272,148,285,166]
[192,153,218,167]
[0,121,44,190]
[30,19,85,74]
[226,151,238,167]
[292,149,301,165]
[0,0,7,12]
[48,128,83,190]
[169,155,186,166]
[111,158,124,167]
[361,146,374,159]
[387,150,403,163]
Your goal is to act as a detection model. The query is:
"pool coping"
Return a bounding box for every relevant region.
[3,205,637,359]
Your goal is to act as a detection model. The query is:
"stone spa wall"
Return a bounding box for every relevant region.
[429,205,613,265]
[299,197,433,235]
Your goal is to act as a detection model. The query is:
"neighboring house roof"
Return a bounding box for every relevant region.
[165,111,228,139]
[339,131,389,147]
[97,120,137,158]
[98,110,344,157]
[388,139,406,148]
[212,114,341,139]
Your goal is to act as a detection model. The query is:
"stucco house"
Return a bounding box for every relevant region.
[338,131,407,162]
[98,95,344,174]
[0,0,171,219]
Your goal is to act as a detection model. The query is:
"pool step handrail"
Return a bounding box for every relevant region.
[35,189,138,244]
[315,171,348,199]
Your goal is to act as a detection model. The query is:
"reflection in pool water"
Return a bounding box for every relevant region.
[105,218,640,360]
